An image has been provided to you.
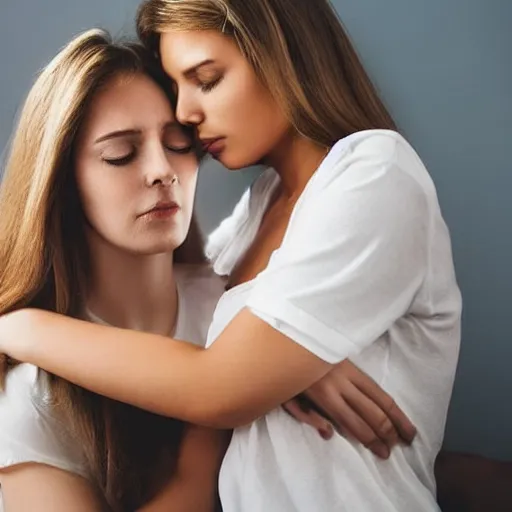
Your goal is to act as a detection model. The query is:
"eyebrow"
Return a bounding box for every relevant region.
[182,59,216,78]
[94,129,141,144]
[94,122,182,144]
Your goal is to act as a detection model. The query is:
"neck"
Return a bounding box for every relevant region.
[85,231,177,337]
[265,132,330,201]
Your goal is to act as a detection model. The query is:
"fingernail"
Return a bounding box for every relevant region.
[319,428,333,440]
[375,444,390,459]
[406,428,417,443]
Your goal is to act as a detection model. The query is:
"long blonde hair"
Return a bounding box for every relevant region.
[136,0,397,148]
[0,29,204,511]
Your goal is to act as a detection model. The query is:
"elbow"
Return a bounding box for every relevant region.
[187,397,260,429]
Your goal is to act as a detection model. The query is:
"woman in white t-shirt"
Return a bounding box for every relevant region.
[0,29,229,512]
[0,26,415,512]
[0,1,461,511]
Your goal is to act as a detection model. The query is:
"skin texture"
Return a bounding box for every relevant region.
[160,30,292,171]
[76,73,198,258]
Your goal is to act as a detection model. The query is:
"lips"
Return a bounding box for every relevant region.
[140,200,179,218]
[201,137,225,155]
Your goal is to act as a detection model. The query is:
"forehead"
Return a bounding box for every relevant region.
[159,30,241,76]
[81,73,175,138]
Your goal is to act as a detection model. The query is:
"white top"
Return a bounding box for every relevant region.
[0,264,224,510]
[205,130,462,512]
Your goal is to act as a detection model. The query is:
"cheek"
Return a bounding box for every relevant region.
[179,170,199,222]
[213,74,289,163]
[244,71,282,119]
[245,86,288,139]
[222,76,269,127]
[76,168,135,235]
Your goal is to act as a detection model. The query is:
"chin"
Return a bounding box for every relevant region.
[213,146,263,171]
[133,236,184,256]
[128,244,175,256]
[217,154,259,171]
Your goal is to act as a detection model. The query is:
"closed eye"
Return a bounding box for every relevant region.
[199,75,223,93]
[165,145,193,154]
[102,152,136,166]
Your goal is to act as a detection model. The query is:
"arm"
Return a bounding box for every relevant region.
[137,426,229,512]
[2,309,331,428]
[1,136,428,428]
[0,464,106,512]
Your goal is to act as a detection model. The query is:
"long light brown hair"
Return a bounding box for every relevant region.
[136,0,397,149]
[0,29,204,511]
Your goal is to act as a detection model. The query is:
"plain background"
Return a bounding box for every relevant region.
[0,1,510,459]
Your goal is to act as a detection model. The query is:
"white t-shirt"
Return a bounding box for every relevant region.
[0,264,224,510]
[205,130,462,512]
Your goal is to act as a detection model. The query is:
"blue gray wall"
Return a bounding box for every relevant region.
[1,1,510,459]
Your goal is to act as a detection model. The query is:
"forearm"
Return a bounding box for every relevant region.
[2,308,332,427]
[3,309,216,422]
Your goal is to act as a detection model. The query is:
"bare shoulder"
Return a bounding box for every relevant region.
[1,462,106,512]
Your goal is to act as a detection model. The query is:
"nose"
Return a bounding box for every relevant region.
[144,144,175,188]
[175,89,204,127]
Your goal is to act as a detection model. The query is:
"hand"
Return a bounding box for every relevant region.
[0,309,37,360]
[283,360,416,459]
[283,394,336,440]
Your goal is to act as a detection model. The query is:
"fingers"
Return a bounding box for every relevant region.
[352,372,416,444]
[343,383,401,449]
[305,387,390,459]
[382,398,416,444]
[282,399,334,440]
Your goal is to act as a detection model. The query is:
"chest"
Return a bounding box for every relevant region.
[226,197,294,290]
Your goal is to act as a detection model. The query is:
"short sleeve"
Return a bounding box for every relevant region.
[0,364,88,478]
[246,134,430,363]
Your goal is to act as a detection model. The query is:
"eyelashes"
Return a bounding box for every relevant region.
[102,145,193,167]
[199,75,224,93]
[167,145,193,154]
[103,153,136,166]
